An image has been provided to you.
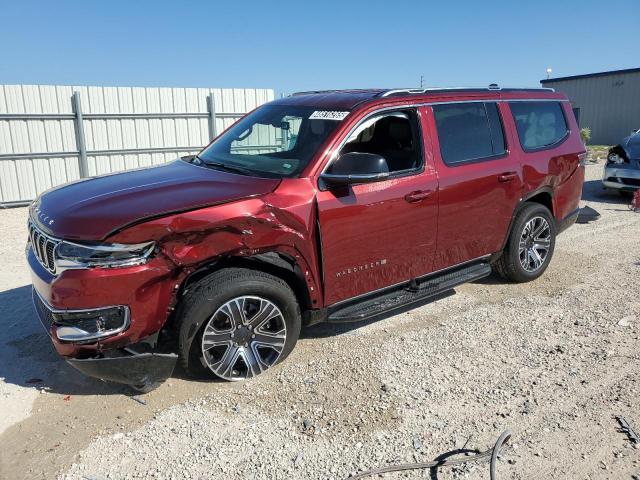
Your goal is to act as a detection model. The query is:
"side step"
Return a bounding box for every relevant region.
[328,262,492,323]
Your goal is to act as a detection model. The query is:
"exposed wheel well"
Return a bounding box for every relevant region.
[178,253,312,314]
[524,191,554,217]
[494,191,555,259]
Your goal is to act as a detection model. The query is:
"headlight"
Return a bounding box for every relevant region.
[55,241,155,270]
[608,152,624,164]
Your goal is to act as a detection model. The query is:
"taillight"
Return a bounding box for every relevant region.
[578,152,587,167]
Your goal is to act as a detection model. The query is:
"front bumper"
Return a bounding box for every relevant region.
[602,163,640,191]
[27,244,179,358]
[33,285,177,386]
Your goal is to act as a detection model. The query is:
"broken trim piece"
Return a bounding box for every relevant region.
[67,351,178,387]
[576,206,600,224]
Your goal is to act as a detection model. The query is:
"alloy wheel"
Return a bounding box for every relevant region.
[518,216,551,272]
[200,296,286,380]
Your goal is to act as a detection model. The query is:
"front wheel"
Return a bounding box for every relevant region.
[176,268,301,381]
[494,203,556,283]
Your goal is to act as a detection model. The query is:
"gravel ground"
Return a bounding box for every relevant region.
[1,163,639,479]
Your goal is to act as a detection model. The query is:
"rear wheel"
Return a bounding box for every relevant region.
[176,268,301,381]
[494,203,556,283]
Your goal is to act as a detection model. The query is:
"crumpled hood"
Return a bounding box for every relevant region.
[623,134,640,159]
[31,160,280,240]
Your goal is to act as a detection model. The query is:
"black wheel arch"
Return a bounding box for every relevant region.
[497,187,555,255]
[173,252,313,325]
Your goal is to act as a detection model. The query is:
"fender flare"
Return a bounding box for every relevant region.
[497,187,555,254]
[177,246,322,311]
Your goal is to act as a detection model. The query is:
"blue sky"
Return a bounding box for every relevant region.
[1,0,638,95]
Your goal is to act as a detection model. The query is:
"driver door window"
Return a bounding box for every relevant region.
[337,110,422,173]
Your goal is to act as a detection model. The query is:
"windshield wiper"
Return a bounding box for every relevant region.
[194,155,254,176]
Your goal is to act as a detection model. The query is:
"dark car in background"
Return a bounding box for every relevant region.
[603,130,640,193]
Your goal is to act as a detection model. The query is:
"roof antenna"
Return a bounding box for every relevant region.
[488,83,500,90]
[420,75,424,88]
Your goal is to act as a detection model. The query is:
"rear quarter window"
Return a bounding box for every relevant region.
[509,101,568,151]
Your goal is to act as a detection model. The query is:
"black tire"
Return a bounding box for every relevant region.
[176,268,301,381]
[618,190,634,198]
[494,203,556,283]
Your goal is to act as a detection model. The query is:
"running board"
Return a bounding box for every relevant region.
[327,262,492,323]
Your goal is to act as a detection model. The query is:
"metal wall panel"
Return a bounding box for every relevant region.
[0,84,275,205]
[543,71,640,145]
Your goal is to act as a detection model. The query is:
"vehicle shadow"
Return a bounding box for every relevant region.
[0,284,129,396]
[301,290,455,339]
[582,179,629,205]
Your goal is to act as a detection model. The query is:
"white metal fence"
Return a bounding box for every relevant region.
[0,84,275,206]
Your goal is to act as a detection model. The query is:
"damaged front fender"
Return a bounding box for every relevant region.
[107,177,324,307]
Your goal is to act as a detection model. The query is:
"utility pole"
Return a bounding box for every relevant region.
[420,75,424,88]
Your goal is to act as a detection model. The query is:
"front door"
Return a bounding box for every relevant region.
[427,101,523,270]
[316,108,439,305]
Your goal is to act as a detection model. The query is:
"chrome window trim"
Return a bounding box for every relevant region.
[32,287,131,343]
[318,106,426,188]
[320,98,570,177]
[320,105,425,177]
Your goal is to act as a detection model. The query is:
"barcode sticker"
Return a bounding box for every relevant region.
[309,110,350,121]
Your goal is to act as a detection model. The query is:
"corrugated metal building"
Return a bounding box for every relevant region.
[540,67,640,145]
[0,85,275,205]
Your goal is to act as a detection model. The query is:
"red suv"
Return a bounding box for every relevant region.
[28,87,585,390]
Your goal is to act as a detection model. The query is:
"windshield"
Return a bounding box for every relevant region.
[195,104,347,178]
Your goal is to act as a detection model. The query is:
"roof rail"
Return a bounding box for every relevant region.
[290,89,342,97]
[289,89,385,97]
[380,85,555,97]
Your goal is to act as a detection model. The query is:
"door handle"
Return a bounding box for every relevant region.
[498,171,518,182]
[404,190,433,203]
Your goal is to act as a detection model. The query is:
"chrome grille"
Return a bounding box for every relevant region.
[28,222,60,274]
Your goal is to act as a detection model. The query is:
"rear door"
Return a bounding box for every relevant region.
[427,101,523,270]
[316,108,439,305]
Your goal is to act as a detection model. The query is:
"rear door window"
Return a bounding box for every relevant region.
[509,101,568,151]
[433,102,506,165]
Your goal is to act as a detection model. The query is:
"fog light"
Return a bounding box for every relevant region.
[53,306,129,343]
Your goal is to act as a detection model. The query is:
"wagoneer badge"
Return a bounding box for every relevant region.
[336,259,387,278]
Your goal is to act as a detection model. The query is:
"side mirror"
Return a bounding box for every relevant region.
[320,152,390,186]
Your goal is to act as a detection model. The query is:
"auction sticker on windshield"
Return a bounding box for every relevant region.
[309,111,350,121]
